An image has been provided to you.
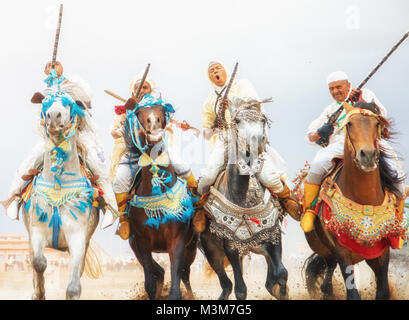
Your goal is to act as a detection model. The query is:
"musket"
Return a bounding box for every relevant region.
[316,31,409,147]
[104,90,127,103]
[133,63,151,101]
[213,62,239,129]
[51,4,63,69]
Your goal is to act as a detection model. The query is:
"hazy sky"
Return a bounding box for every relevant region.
[0,0,408,257]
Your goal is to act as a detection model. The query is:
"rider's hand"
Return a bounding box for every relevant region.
[317,123,334,139]
[218,98,229,109]
[350,88,363,103]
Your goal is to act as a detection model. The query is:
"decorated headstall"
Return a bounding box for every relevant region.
[124,94,176,195]
[339,107,390,139]
[230,98,273,176]
[31,90,86,184]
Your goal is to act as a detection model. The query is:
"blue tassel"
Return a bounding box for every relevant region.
[69,209,78,220]
[49,207,62,249]
[24,198,32,213]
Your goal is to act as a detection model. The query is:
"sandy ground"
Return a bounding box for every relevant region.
[1,248,409,300]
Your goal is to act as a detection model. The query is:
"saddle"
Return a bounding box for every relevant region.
[316,158,406,259]
[203,170,283,254]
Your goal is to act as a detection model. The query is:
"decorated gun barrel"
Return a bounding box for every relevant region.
[51,4,63,69]
[133,63,151,100]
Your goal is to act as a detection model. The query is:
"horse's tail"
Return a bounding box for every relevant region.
[302,253,327,295]
[83,240,103,279]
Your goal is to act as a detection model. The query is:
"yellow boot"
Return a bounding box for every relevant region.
[300,183,320,232]
[275,183,302,221]
[184,172,198,195]
[184,172,207,232]
[115,193,130,240]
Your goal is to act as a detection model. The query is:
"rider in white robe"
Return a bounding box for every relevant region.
[301,71,406,232]
[3,62,118,229]
[198,61,300,220]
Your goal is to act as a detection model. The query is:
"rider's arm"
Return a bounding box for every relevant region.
[306,104,333,144]
[202,95,217,140]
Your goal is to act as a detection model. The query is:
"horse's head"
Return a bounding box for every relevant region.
[124,94,174,147]
[31,91,85,142]
[342,102,388,172]
[231,97,269,155]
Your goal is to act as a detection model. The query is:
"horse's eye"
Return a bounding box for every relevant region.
[347,122,352,127]
[235,119,240,124]
[156,117,160,122]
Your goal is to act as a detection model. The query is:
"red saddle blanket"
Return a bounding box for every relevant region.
[317,199,401,260]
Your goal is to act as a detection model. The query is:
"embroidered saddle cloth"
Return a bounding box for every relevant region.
[204,185,282,243]
[318,176,407,258]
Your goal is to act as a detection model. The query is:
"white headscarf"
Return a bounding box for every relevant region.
[327,71,350,85]
[207,60,231,92]
[129,71,157,97]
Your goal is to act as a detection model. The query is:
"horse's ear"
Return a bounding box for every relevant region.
[125,98,137,111]
[31,92,45,104]
[75,100,86,109]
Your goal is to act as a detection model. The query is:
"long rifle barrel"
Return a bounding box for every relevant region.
[133,64,151,100]
[357,31,409,89]
[51,4,64,68]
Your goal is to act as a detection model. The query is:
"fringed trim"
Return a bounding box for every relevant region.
[209,219,282,256]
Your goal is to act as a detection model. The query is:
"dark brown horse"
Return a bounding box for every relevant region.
[304,102,405,300]
[123,101,197,300]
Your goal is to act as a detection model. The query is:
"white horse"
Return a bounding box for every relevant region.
[22,91,100,299]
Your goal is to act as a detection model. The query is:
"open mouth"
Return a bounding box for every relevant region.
[147,130,164,142]
[215,74,220,81]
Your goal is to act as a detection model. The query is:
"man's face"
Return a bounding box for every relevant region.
[208,63,227,87]
[133,81,152,99]
[44,61,63,77]
[328,80,351,103]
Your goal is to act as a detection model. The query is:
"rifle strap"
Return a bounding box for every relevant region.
[213,87,227,113]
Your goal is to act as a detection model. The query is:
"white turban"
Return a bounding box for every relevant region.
[327,71,349,85]
[129,71,156,97]
[207,60,231,90]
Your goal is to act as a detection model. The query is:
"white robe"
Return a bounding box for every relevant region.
[306,88,404,196]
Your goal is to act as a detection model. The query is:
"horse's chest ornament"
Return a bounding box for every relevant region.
[321,179,407,247]
[26,175,94,249]
[204,187,283,255]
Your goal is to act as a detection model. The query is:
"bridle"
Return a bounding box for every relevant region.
[230,103,270,176]
[341,108,386,169]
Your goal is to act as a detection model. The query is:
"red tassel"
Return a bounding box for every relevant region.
[249,218,261,225]
[114,105,126,115]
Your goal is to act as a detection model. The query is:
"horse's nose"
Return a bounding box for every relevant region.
[359,148,377,165]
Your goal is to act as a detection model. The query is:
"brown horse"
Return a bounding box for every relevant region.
[123,101,198,300]
[304,102,405,300]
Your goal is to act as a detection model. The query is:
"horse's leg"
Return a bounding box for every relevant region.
[169,236,187,300]
[223,241,246,300]
[335,253,361,300]
[321,254,337,300]
[200,232,232,300]
[152,259,165,299]
[365,249,390,300]
[262,242,288,300]
[129,236,158,300]
[30,231,47,300]
[65,231,86,300]
[181,233,198,300]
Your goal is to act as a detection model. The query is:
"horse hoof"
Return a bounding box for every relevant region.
[31,293,45,300]
[270,284,289,300]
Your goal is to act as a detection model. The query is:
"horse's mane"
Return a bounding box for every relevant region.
[353,101,405,198]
